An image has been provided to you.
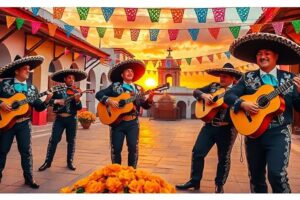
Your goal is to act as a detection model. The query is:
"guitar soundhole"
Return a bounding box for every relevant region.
[212,96,219,102]
[257,95,269,109]
[118,100,126,108]
[11,101,21,110]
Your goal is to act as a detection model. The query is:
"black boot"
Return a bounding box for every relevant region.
[67,162,76,171]
[215,185,224,193]
[176,179,200,190]
[38,162,51,171]
[24,174,39,189]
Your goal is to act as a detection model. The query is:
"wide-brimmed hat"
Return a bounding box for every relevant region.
[108,59,146,82]
[205,63,243,79]
[0,55,44,78]
[51,69,87,83]
[229,33,300,64]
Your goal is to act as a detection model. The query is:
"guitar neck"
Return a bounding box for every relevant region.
[19,91,48,106]
[267,79,294,100]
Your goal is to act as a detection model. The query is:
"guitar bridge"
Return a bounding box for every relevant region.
[106,106,112,117]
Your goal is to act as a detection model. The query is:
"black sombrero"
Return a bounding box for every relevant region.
[51,69,87,83]
[0,55,44,78]
[205,63,243,79]
[229,33,300,65]
[108,59,145,82]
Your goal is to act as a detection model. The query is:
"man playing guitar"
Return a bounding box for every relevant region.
[176,63,242,193]
[0,55,53,188]
[224,33,300,193]
[96,59,154,169]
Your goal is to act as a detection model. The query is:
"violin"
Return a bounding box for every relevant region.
[66,86,82,96]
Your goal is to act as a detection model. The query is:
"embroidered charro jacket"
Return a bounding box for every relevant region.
[0,78,48,112]
[224,69,300,126]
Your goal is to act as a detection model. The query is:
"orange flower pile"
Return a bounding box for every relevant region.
[77,111,96,124]
[60,164,176,193]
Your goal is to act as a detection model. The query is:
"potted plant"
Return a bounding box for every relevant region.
[77,111,96,129]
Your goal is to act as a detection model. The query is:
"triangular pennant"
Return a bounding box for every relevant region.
[207,54,214,62]
[153,71,156,75]
[124,8,138,22]
[96,27,107,38]
[195,71,200,75]
[80,26,90,38]
[236,7,250,22]
[168,29,180,41]
[6,16,16,28]
[250,24,263,33]
[76,7,90,20]
[185,58,192,65]
[144,60,149,66]
[188,29,199,41]
[212,8,226,22]
[114,28,124,39]
[183,72,188,76]
[208,28,220,40]
[224,51,231,59]
[176,59,182,65]
[147,8,161,22]
[170,9,185,23]
[292,20,300,34]
[196,56,202,64]
[130,29,140,41]
[101,7,115,22]
[31,21,42,34]
[74,52,81,60]
[194,8,208,23]
[48,23,58,37]
[189,72,193,76]
[272,22,284,35]
[100,58,106,65]
[229,26,241,39]
[146,70,151,74]
[149,29,160,41]
[16,18,25,30]
[216,53,222,60]
[152,60,158,67]
[64,48,71,55]
[64,24,74,37]
[53,7,65,19]
[31,7,40,16]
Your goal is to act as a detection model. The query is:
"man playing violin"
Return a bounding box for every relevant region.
[96,59,154,168]
[39,69,87,171]
[176,63,242,193]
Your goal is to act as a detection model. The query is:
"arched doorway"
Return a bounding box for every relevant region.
[191,101,197,119]
[166,74,173,86]
[177,101,187,119]
[100,73,108,90]
[70,63,79,69]
[0,43,11,69]
[86,69,96,113]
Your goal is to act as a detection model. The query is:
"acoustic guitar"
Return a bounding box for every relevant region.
[195,88,227,122]
[97,83,170,125]
[0,85,65,131]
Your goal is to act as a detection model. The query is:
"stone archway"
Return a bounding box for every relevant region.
[100,73,108,90]
[165,74,173,86]
[70,62,79,69]
[0,43,11,69]
[191,101,197,119]
[177,101,187,119]
[86,69,96,113]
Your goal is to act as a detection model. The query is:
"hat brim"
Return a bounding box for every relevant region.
[108,60,145,82]
[51,69,87,83]
[0,56,44,78]
[229,33,300,65]
[205,68,243,79]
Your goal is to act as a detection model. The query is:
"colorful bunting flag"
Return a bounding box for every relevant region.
[176,59,182,65]
[212,8,226,22]
[124,8,138,22]
[152,60,158,67]
[208,28,220,40]
[170,9,185,23]
[229,26,241,39]
[236,7,250,22]
[80,26,90,38]
[196,56,202,64]
[147,8,161,22]
[224,51,231,59]
[183,72,188,76]
[144,60,149,66]
[76,7,90,20]
[16,18,24,30]
[53,7,65,19]
[185,58,192,65]
[101,7,115,22]
[168,29,179,41]
[64,24,74,37]
[149,29,160,41]
[250,24,262,33]
[292,20,300,34]
[64,48,71,55]
[130,29,140,41]
[6,16,16,28]
[31,21,42,34]
[207,54,214,62]
[96,27,107,38]
[194,8,208,23]
[188,29,199,41]
[272,22,284,35]
[48,23,58,37]
[74,52,81,60]
[31,7,40,16]
[114,28,124,39]
[216,53,222,60]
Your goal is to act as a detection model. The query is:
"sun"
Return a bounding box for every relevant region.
[145,78,157,88]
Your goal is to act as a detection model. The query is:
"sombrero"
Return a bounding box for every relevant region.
[108,59,145,82]
[51,69,87,83]
[205,63,243,79]
[229,33,300,64]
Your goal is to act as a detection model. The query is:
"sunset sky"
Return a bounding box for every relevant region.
[46,7,263,89]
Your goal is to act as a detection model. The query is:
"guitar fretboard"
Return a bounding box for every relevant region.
[18,91,48,106]
[266,79,294,100]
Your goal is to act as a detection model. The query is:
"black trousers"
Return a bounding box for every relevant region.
[190,124,237,186]
[43,115,77,165]
[0,120,34,180]
[110,119,139,168]
[245,125,292,193]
